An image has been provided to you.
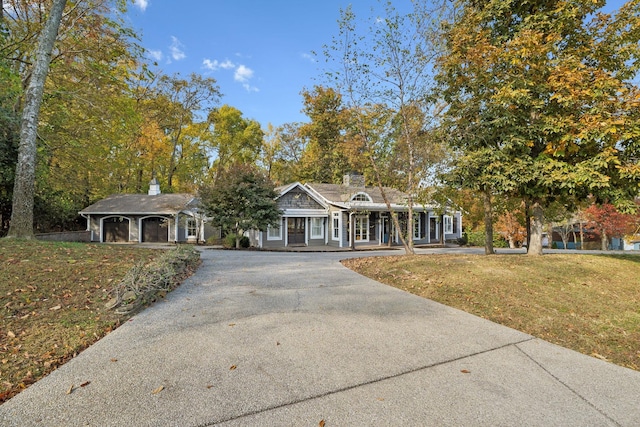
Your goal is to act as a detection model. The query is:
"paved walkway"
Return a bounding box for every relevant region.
[1,249,639,426]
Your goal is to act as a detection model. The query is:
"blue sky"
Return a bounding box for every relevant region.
[125,0,393,130]
[126,0,630,131]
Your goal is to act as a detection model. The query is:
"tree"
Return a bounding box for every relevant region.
[585,203,635,250]
[298,86,352,183]
[0,13,21,236]
[206,105,263,183]
[438,0,640,256]
[199,164,281,249]
[150,73,221,191]
[7,0,66,238]
[3,0,149,229]
[259,122,307,185]
[323,1,449,254]
[495,209,526,249]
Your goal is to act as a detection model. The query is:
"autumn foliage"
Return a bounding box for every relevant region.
[584,203,638,250]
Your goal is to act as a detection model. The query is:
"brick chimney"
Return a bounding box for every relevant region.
[343,173,365,188]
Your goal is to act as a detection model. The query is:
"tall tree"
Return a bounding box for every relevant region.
[438,0,640,255]
[206,105,263,182]
[323,1,448,254]
[298,86,352,183]
[7,0,66,238]
[150,73,220,191]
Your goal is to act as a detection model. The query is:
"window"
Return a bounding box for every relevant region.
[355,215,369,241]
[443,215,453,234]
[267,222,282,240]
[413,213,421,240]
[351,192,372,202]
[332,212,340,240]
[186,218,197,238]
[311,217,324,239]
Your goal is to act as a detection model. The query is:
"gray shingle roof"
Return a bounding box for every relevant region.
[305,183,408,205]
[79,193,196,215]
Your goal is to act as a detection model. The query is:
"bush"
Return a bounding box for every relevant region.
[223,233,250,248]
[465,231,508,248]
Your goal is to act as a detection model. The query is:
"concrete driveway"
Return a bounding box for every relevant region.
[1,249,639,426]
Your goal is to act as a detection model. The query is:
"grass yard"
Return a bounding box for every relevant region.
[0,240,163,402]
[343,253,640,371]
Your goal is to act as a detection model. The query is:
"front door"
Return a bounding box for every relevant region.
[287,217,305,245]
[430,217,437,241]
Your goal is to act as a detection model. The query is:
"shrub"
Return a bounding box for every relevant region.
[466,231,508,248]
[223,233,250,248]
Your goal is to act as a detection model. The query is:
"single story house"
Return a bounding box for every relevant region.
[250,173,462,249]
[79,179,215,243]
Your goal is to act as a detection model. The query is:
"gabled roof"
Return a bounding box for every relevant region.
[305,182,408,208]
[276,182,328,208]
[79,193,196,216]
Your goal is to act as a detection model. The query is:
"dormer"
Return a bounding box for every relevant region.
[350,192,372,202]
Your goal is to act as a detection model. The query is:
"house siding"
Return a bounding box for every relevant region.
[278,189,324,210]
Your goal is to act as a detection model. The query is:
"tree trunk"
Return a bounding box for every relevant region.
[7,0,67,239]
[524,200,531,249]
[482,187,494,255]
[579,221,585,250]
[601,229,608,251]
[528,202,544,256]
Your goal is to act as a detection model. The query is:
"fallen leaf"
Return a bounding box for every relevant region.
[319,420,326,427]
[49,305,62,311]
[80,381,91,388]
[110,358,118,363]
[229,365,237,371]
[461,369,471,374]
[66,384,74,395]
[206,385,213,389]
[228,323,236,327]
[7,331,15,338]
[151,385,164,395]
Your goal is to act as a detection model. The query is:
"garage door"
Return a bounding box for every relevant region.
[142,217,169,242]
[103,217,129,242]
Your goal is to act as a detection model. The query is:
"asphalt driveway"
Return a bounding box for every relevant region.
[1,248,639,426]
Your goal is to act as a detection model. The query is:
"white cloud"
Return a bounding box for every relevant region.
[148,50,163,62]
[242,83,259,93]
[202,58,235,71]
[234,64,254,83]
[169,36,186,61]
[301,52,316,63]
[202,59,259,92]
[133,0,148,11]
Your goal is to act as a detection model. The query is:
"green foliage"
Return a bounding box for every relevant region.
[223,233,250,249]
[437,0,640,254]
[199,163,282,241]
[465,231,508,248]
[207,105,263,183]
